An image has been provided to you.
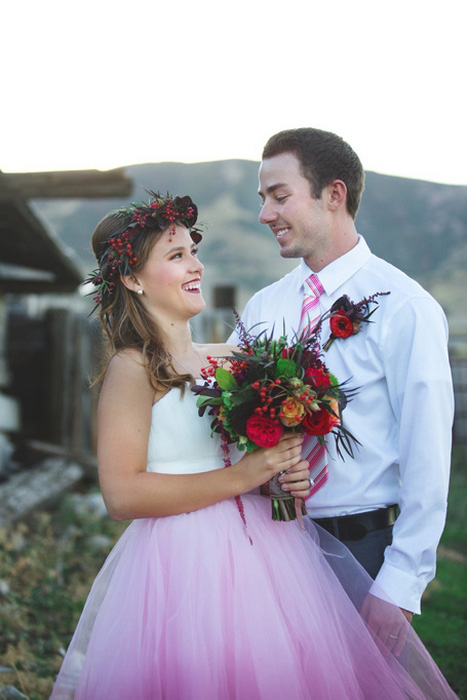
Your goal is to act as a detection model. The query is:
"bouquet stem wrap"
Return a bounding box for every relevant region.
[261,474,307,523]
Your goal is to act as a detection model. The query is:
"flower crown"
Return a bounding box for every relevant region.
[86,190,202,309]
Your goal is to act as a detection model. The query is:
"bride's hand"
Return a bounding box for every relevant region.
[237,433,304,491]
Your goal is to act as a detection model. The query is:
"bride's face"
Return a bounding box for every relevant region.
[130,225,205,322]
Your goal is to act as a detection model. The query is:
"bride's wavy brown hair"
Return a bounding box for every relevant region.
[90,197,201,392]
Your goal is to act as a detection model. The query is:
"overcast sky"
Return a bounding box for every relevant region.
[2,0,466,185]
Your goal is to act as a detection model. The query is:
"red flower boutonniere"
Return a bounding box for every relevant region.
[322,292,390,351]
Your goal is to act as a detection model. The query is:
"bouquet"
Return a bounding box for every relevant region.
[193,321,358,523]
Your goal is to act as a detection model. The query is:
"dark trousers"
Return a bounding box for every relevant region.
[340,525,394,579]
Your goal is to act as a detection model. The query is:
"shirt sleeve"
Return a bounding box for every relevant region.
[372,295,454,613]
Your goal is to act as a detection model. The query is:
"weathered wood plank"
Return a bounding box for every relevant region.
[16,438,97,473]
[3,168,132,199]
[0,458,84,527]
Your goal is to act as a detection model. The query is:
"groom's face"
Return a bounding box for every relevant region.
[258,152,331,266]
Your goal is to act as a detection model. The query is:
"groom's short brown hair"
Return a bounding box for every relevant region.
[262,128,365,220]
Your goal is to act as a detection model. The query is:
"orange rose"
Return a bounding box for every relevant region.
[280,397,306,427]
[327,397,340,428]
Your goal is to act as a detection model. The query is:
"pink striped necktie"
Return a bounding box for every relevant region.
[299,274,329,498]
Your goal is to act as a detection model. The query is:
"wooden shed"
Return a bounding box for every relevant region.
[0,168,132,524]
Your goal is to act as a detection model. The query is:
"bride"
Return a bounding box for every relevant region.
[51,191,457,699]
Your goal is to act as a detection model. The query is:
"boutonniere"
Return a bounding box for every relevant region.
[322,292,390,351]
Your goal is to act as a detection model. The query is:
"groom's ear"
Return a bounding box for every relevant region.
[326,180,347,212]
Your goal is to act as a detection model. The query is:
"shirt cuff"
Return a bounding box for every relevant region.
[371,562,427,615]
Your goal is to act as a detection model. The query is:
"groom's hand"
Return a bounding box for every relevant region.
[401,608,413,624]
[278,460,311,499]
[360,593,413,657]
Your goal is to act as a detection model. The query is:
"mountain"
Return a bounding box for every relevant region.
[31,160,467,334]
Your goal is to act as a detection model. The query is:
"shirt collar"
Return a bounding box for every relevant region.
[297,236,371,296]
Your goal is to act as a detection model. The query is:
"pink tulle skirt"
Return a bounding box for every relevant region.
[51,494,457,699]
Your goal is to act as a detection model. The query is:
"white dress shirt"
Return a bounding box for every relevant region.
[229,237,454,613]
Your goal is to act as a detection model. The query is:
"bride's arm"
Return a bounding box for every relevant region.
[96,350,305,521]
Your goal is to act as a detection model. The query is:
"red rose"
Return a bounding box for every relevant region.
[330,312,354,339]
[302,401,340,436]
[246,415,284,448]
[304,367,332,387]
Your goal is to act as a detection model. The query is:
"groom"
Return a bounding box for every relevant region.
[229,127,454,625]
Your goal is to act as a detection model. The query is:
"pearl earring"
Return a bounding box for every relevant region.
[137,289,143,296]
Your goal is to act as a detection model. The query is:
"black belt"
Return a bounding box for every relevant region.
[312,505,398,541]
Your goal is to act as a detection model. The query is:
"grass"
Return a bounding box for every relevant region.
[0,495,128,699]
[413,445,467,699]
[0,447,465,699]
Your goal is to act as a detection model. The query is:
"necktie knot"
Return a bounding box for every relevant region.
[304,274,325,299]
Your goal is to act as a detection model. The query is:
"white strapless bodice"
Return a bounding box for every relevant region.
[146,388,227,475]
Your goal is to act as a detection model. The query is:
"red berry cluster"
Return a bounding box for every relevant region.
[229,359,249,375]
[252,379,282,420]
[132,212,150,228]
[160,199,177,223]
[201,355,222,379]
[108,231,138,272]
[299,389,316,406]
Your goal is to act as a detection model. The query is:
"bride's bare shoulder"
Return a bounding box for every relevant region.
[100,349,155,405]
